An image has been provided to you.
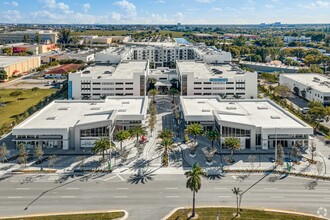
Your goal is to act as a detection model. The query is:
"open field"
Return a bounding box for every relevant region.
[0,89,55,127]
[73,30,188,38]
[2,211,125,220]
[167,208,323,220]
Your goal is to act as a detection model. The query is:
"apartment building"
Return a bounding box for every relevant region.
[284,36,312,44]
[280,74,330,105]
[177,61,258,99]
[12,96,148,150]
[68,61,148,100]
[181,96,313,150]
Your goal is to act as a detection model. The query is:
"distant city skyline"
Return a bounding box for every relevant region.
[0,0,330,24]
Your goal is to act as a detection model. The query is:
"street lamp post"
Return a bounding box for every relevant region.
[275,127,277,164]
[108,122,116,171]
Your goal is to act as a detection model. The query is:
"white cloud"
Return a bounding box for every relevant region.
[1,10,21,22]
[303,1,330,9]
[39,0,72,13]
[176,12,184,20]
[212,7,223,11]
[82,3,91,13]
[265,4,274,8]
[111,12,122,21]
[195,0,215,3]
[4,1,18,6]
[113,0,137,18]
[155,0,166,3]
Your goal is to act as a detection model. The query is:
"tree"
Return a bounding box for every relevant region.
[185,163,205,218]
[0,143,8,163]
[276,143,284,165]
[274,85,291,98]
[92,137,112,160]
[23,34,30,43]
[18,143,28,167]
[168,88,179,103]
[187,123,203,144]
[48,155,58,168]
[308,105,330,130]
[148,89,159,103]
[10,91,23,97]
[58,28,72,46]
[224,137,241,159]
[232,187,242,217]
[35,34,42,44]
[114,130,130,150]
[147,77,157,89]
[157,138,176,166]
[0,70,8,81]
[158,129,174,140]
[293,86,300,96]
[290,143,301,163]
[34,144,43,163]
[205,130,220,150]
[129,125,147,143]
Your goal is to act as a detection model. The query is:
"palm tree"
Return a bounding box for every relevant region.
[114,130,130,150]
[157,138,176,166]
[187,123,203,144]
[205,130,220,150]
[158,129,174,140]
[224,137,241,159]
[148,77,157,89]
[129,126,147,143]
[148,89,159,103]
[232,187,242,217]
[168,88,179,103]
[92,137,115,160]
[185,163,205,218]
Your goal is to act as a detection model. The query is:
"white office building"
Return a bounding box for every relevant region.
[177,61,258,99]
[68,61,148,100]
[284,36,312,44]
[181,96,313,150]
[280,74,330,105]
[95,46,132,64]
[12,96,148,151]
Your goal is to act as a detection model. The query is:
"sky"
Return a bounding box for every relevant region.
[0,0,330,24]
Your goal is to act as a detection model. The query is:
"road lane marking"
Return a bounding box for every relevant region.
[8,196,22,199]
[264,188,278,190]
[11,180,19,183]
[116,174,125,181]
[214,188,228,190]
[114,196,127,198]
[165,188,178,190]
[218,196,232,198]
[270,196,284,199]
[66,188,80,190]
[61,196,76,198]
[165,196,179,198]
[117,188,129,190]
[16,188,30,190]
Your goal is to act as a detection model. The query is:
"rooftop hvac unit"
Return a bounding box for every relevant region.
[271,116,281,119]
[226,106,237,110]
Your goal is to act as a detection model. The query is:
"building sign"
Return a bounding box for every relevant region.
[68,81,73,99]
[209,78,228,82]
[81,139,96,148]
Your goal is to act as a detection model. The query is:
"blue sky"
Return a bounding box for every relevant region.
[0,0,329,24]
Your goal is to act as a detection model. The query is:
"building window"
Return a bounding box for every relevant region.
[126,88,133,90]
[81,126,109,137]
[194,82,202,84]
[115,88,124,90]
[125,82,133,85]
[204,82,211,84]
[115,82,124,85]
[92,82,101,85]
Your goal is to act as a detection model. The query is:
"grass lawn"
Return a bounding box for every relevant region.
[0,89,55,127]
[167,208,322,220]
[3,211,125,220]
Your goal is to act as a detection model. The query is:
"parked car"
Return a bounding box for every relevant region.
[301,107,310,114]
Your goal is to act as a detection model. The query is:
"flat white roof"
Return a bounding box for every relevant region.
[76,61,147,79]
[281,73,330,93]
[181,96,311,129]
[14,97,147,130]
[0,56,39,67]
[177,61,247,78]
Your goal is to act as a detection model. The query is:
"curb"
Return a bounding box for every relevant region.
[160,206,327,220]
[0,210,128,220]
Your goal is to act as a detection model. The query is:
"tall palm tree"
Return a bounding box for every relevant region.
[148,89,159,103]
[185,163,205,218]
[114,130,130,150]
[232,187,242,217]
[168,88,179,103]
[92,137,115,160]
[158,129,174,140]
[148,77,157,89]
[129,126,147,143]
[187,123,203,144]
[206,130,220,150]
[157,138,176,166]
[224,137,241,159]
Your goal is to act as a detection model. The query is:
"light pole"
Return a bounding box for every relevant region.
[275,127,277,164]
[108,122,116,171]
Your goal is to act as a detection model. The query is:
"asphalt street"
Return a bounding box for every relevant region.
[0,172,329,220]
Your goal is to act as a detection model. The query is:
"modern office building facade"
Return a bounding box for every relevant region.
[12,96,148,150]
[279,74,330,105]
[177,61,258,99]
[180,96,313,150]
[68,61,148,100]
[0,30,58,44]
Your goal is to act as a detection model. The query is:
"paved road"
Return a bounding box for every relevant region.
[0,172,329,220]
